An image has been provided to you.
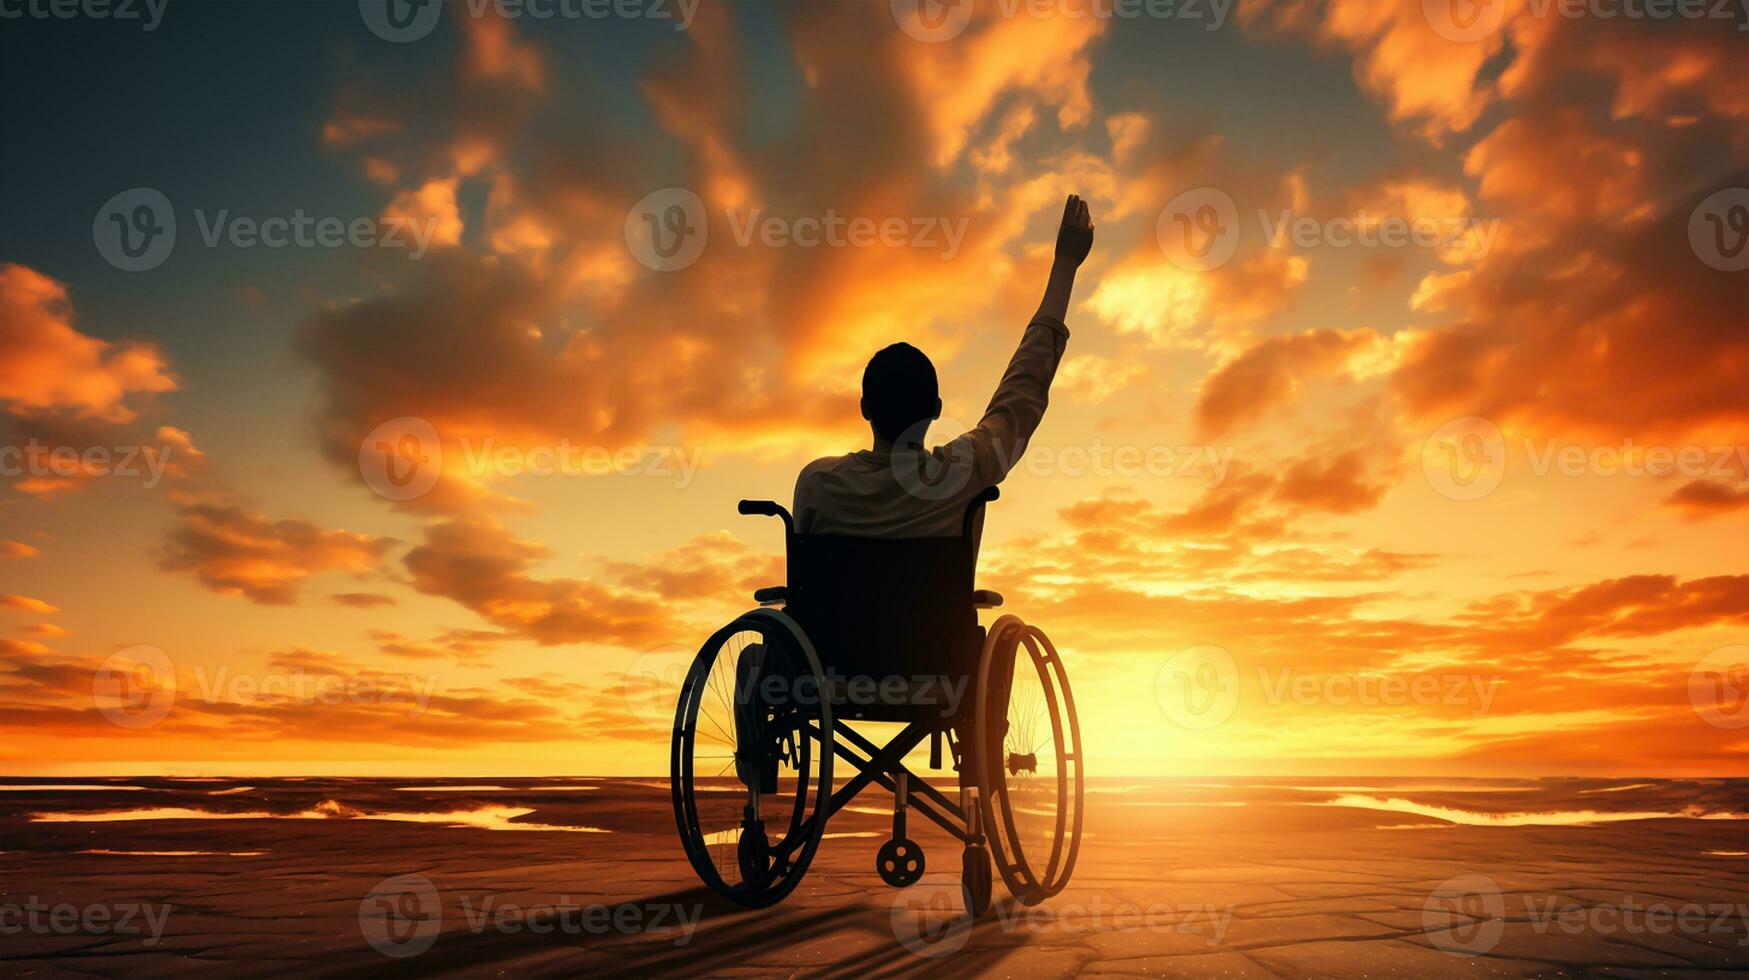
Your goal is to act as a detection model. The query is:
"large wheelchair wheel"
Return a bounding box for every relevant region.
[671,608,833,908]
[975,616,1083,905]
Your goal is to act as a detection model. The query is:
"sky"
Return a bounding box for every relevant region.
[1,0,1745,777]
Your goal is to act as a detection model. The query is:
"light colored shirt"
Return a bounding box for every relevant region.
[794,315,1070,538]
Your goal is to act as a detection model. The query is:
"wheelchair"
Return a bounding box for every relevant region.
[669,486,1084,915]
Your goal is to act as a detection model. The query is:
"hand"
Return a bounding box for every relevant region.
[1054,194,1095,268]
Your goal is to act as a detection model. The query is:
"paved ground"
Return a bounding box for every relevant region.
[2,777,1745,977]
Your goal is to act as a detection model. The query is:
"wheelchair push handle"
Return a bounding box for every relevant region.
[738,499,796,534]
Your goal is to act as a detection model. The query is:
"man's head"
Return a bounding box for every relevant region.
[861,342,941,444]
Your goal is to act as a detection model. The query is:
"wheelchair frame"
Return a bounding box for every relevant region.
[669,489,1084,915]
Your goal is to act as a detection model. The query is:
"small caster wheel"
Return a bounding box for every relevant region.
[961,844,992,916]
[738,821,770,886]
[876,837,925,887]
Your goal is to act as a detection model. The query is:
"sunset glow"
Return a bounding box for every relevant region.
[1,0,1744,783]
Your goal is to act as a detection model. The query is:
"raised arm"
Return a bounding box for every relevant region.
[1036,194,1094,322]
[937,195,1096,490]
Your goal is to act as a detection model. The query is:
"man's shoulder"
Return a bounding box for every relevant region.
[798,452,877,481]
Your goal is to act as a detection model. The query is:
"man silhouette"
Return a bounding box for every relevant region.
[793,194,1095,537]
[732,197,1092,793]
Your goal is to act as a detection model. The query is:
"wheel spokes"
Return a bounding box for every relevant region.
[672,615,833,907]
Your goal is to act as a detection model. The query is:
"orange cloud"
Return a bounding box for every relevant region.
[157,493,392,605]
[403,517,675,647]
[1241,0,1509,139]
[320,109,403,147]
[18,623,70,638]
[0,645,571,747]
[0,264,176,423]
[382,177,464,251]
[890,4,1106,166]
[331,592,398,608]
[1196,328,1381,437]
[1275,449,1393,515]
[1665,479,1749,519]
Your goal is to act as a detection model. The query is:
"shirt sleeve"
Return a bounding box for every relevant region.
[938,314,1070,489]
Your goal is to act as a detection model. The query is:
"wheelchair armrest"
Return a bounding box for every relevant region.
[973,589,1003,609]
[754,586,788,605]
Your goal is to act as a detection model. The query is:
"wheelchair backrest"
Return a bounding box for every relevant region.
[785,529,980,684]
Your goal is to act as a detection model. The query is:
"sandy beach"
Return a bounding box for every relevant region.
[1,776,1744,977]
